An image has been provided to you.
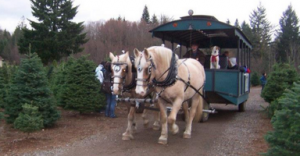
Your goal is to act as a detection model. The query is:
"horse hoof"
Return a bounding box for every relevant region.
[183,133,191,139]
[158,138,167,145]
[122,133,134,140]
[171,125,179,135]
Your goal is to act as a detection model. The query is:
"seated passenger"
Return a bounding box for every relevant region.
[227,57,238,70]
[183,42,205,66]
[221,51,232,68]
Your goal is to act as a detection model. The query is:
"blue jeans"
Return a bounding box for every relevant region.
[105,93,116,117]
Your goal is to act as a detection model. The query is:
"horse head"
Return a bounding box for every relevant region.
[109,51,131,95]
[133,48,155,97]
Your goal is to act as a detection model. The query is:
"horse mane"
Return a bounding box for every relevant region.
[147,46,178,68]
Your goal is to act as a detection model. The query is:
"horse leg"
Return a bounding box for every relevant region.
[168,98,183,135]
[183,95,201,138]
[182,101,189,123]
[122,106,135,140]
[158,100,168,145]
[153,105,161,131]
[141,105,149,128]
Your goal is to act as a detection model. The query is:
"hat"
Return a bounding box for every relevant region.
[191,42,199,46]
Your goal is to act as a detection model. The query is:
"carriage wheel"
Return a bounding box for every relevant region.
[200,101,209,122]
[238,101,246,112]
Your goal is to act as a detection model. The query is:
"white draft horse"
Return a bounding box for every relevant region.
[134,46,205,144]
[109,52,160,140]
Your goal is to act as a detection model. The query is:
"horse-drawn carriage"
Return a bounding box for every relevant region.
[111,12,252,144]
[149,13,252,121]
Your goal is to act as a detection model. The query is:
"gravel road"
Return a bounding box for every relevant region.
[24,87,271,156]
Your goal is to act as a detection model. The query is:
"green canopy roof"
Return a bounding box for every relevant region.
[149,15,252,49]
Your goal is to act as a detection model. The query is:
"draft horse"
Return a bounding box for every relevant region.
[109,52,160,140]
[134,46,205,144]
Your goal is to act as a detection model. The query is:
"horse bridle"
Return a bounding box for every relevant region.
[111,56,129,91]
[135,54,156,92]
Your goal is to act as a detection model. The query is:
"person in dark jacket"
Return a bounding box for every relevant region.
[260,72,267,92]
[183,42,206,66]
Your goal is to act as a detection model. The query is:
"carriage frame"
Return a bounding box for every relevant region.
[149,14,252,116]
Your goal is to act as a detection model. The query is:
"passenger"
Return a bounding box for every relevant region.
[227,57,238,70]
[221,51,232,67]
[183,42,205,66]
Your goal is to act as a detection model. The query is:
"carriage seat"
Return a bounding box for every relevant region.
[204,55,228,69]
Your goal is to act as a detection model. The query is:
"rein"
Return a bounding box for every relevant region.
[152,50,178,87]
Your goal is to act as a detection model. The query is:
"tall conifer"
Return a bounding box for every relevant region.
[18,0,87,64]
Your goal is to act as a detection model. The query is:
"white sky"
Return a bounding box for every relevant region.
[1,0,300,36]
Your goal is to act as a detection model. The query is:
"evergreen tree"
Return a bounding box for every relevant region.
[4,53,60,127]
[261,63,298,117]
[51,57,75,107]
[142,5,150,23]
[234,19,241,29]
[14,103,43,136]
[18,0,88,64]
[251,72,260,86]
[60,56,105,113]
[0,62,10,108]
[264,82,300,156]
[276,5,300,64]
[151,14,159,24]
[249,3,272,61]
[241,21,253,41]
[0,29,11,59]
[0,111,3,120]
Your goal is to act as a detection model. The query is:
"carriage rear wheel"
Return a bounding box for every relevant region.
[200,101,209,122]
[238,101,246,112]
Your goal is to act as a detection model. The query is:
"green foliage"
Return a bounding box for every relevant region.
[142,5,150,23]
[60,56,105,113]
[262,63,298,117]
[151,14,158,24]
[51,57,76,107]
[0,62,14,108]
[14,103,43,134]
[249,3,272,61]
[251,72,260,86]
[276,5,299,63]
[0,68,6,108]
[262,63,298,103]
[264,82,300,156]
[4,53,60,127]
[0,111,3,120]
[18,0,88,64]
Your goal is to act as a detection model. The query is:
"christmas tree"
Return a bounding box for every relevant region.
[0,62,10,108]
[264,82,300,156]
[14,103,43,136]
[262,63,298,103]
[5,53,60,127]
[51,57,75,107]
[60,56,105,113]
[251,72,260,86]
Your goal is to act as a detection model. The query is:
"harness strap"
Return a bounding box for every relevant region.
[176,76,208,103]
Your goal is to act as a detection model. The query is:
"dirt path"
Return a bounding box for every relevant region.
[3,87,272,156]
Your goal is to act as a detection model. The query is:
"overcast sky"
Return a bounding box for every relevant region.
[1,0,300,34]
